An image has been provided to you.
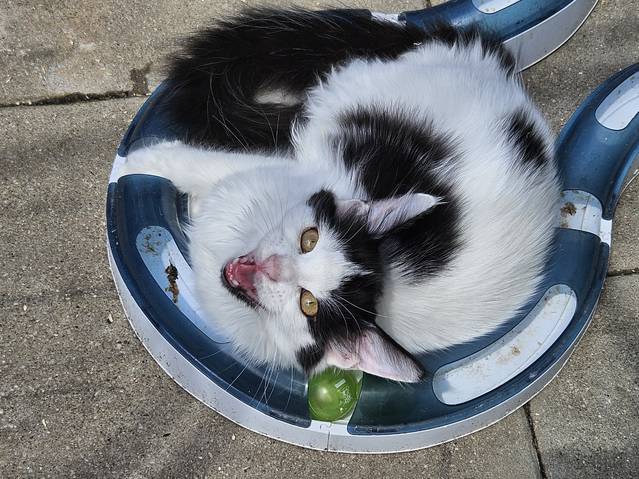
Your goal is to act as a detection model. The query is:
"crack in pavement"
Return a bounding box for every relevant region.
[607,267,639,277]
[0,287,119,308]
[524,403,548,479]
[0,90,147,108]
[1,62,154,108]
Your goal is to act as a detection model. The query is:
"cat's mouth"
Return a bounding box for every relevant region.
[221,255,261,308]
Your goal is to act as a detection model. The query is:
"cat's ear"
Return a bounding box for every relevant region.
[336,193,441,235]
[325,327,427,383]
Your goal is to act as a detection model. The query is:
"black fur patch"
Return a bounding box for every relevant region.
[163,7,428,151]
[308,191,383,291]
[294,190,385,373]
[335,107,462,280]
[299,190,429,377]
[507,109,550,168]
[296,344,325,373]
[163,8,513,152]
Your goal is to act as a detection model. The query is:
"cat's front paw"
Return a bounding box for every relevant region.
[118,140,183,179]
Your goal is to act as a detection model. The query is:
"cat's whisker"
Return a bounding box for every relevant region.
[333,292,393,320]
[225,361,249,391]
[252,363,268,404]
[205,75,251,151]
[284,368,295,411]
[343,219,368,244]
[260,347,279,404]
[324,296,352,342]
[265,364,281,405]
[338,212,360,241]
[274,110,281,151]
[197,348,225,361]
[330,295,364,337]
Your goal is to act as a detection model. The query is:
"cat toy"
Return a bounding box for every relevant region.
[106,0,639,453]
[396,0,597,70]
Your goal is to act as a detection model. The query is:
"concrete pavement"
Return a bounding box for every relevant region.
[0,0,429,104]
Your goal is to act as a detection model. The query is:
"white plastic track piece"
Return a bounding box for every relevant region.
[595,71,639,130]
[433,285,577,405]
[558,190,612,245]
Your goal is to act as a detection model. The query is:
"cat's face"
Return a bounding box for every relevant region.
[190,176,438,382]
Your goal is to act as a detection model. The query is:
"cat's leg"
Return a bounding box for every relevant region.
[119,140,290,216]
[120,140,287,197]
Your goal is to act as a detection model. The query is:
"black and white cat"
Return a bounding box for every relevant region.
[122,8,560,382]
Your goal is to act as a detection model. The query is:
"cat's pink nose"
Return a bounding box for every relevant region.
[258,254,284,282]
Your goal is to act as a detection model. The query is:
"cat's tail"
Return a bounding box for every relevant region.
[163,7,427,151]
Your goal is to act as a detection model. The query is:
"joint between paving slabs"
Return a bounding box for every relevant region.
[524,403,548,479]
[0,62,153,108]
[0,90,145,108]
[607,267,639,278]
[0,288,119,309]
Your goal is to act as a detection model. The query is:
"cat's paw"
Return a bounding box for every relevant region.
[118,140,184,179]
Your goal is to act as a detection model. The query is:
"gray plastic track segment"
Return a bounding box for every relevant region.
[502,0,598,70]
[326,303,597,452]
[472,0,520,13]
[401,0,598,71]
[108,228,602,453]
[432,285,577,406]
[135,225,230,343]
[558,190,612,245]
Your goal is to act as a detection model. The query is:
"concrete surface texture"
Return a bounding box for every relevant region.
[0,0,637,477]
[0,0,429,104]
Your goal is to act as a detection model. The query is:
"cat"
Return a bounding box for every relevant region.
[121,8,560,382]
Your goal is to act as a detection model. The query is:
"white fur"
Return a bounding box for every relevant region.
[122,37,560,374]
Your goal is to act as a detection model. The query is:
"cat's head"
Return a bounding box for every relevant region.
[191,182,439,382]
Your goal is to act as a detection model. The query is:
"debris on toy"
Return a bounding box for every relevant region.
[165,264,179,303]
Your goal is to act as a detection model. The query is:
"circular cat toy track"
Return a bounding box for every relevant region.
[104,0,639,453]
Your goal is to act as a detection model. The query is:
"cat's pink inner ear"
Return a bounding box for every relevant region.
[335,193,440,235]
[325,348,359,370]
[366,193,440,234]
[325,329,426,383]
[335,198,369,218]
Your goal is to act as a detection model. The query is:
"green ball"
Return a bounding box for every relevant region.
[307,368,361,422]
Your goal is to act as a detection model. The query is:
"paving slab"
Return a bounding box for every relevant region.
[522,0,639,273]
[0,0,427,104]
[528,275,639,478]
[523,4,639,472]
[610,179,639,274]
[0,98,144,301]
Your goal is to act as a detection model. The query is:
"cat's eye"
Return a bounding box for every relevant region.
[300,289,319,317]
[300,227,319,253]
